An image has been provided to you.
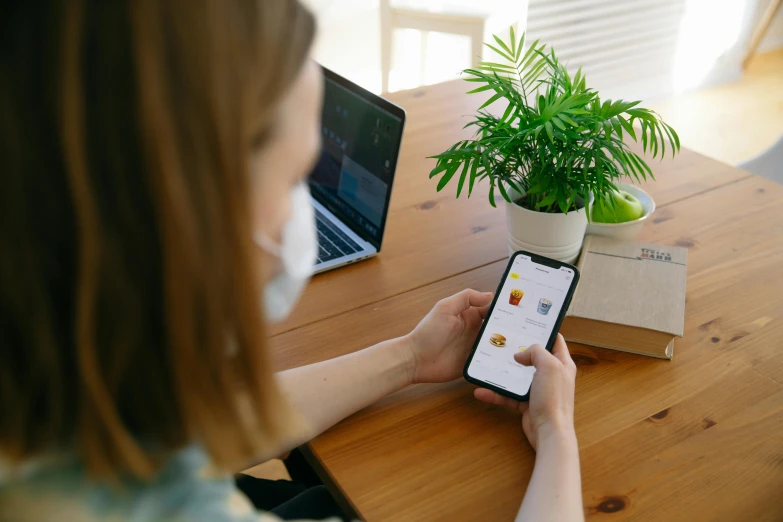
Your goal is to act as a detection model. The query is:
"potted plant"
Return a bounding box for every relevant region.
[428,28,680,262]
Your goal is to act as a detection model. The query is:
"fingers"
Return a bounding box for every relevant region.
[461,303,492,331]
[437,289,493,315]
[514,343,557,369]
[474,387,520,410]
[550,333,575,369]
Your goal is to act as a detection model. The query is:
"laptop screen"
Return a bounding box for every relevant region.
[309,68,404,250]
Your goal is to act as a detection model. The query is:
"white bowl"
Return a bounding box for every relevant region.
[586,184,655,241]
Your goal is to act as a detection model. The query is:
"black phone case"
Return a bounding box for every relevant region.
[462,250,581,402]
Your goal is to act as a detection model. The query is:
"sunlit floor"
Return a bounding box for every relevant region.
[651,49,783,166]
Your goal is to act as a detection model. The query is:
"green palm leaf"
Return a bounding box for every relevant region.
[429,27,681,212]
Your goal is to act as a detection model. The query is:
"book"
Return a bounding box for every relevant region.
[560,235,687,359]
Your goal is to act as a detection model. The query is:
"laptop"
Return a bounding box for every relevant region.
[309,67,406,274]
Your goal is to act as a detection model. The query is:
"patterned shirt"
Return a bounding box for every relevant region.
[0,446,338,522]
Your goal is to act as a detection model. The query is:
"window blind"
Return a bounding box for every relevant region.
[524,0,688,100]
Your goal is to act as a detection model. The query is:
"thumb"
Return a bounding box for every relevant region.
[437,289,493,315]
[514,343,556,369]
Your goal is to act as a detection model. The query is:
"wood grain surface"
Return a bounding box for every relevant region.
[270,81,750,337]
[270,80,783,521]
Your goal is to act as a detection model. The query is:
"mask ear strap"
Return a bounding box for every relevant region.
[254,233,282,258]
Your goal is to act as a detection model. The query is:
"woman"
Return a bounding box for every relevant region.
[0,0,583,520]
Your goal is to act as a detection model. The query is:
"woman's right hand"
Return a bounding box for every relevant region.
[474,334,576,451]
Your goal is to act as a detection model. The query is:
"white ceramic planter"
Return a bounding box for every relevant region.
[505,191,588,264]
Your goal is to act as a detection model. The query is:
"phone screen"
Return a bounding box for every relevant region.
[465,253,576,398]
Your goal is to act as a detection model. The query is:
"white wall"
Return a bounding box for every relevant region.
[302,0,383,92]
[757,0,783,52]
[301,0,525,94]
[302,0,782,99]
[657,0,782,100]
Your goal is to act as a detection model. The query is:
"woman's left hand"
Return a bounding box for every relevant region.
[404,289,493,384]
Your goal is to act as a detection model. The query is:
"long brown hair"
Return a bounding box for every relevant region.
[0,0,314,478]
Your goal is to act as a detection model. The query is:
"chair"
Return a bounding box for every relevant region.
[738,134,783,185]
[380,0,498,94]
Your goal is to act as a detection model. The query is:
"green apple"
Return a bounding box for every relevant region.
[591,189,644,223]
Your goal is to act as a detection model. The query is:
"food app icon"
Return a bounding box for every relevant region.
[537,298,552,315]
[509,289,524,306]
[489,333,506,347]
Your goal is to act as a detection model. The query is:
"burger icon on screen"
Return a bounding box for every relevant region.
[489,333,506,348]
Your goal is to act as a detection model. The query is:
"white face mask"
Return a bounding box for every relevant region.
[255,182,318,323]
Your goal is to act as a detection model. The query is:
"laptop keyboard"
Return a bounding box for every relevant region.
[315,208,363,263]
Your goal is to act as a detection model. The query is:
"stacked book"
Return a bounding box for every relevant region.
[560,235,688,359]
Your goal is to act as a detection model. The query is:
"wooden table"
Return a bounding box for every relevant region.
[270,80,783,521]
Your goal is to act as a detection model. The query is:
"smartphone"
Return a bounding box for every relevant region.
[463,250,580,401]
